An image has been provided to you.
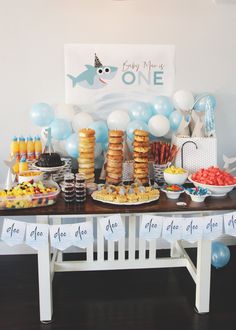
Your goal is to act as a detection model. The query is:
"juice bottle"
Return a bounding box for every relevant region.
[19,156,28,173]
[19,136,27,159]
[26,136,35,161]
[10,136,19,160]
[35,135,42,159]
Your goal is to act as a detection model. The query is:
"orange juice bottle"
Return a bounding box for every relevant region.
[10,136,19,161]
[19,156,28,173]
[35,135,42,159]
[26,136,35,161]
[19,136,27,159]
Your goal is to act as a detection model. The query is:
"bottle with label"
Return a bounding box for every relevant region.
[35,135,42,160]
[26,136,35,161]
[19,136,27,159]
[19,156,28,173]
[10,136,19,161]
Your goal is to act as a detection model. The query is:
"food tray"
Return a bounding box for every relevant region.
[91,193,159,205]
[0,182,60,210]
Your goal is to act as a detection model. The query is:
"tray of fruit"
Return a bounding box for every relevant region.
[189,166,236,197]
[0,181,60,210]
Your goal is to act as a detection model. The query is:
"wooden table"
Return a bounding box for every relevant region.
[1,190,236,323]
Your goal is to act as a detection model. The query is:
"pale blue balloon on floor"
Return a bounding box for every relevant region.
[50,118,72,141]
[89,120,108,143]
[30,103,55,127]
[211,242,230,269]
[65,133,79,158]
[128,102,154,123]
[194,94,217,113]
[126,120,149,141]
[152,96,174,118]
[169,110,183,131]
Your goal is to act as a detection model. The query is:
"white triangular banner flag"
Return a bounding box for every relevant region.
[99,215,125,241]
[224,212,236,236]
[181,217,203,243]
[25,224,49,250]
[203,215,223,240]
[50,224,72,251]
[1,218,26,246]
[140,215,163,240]
[162,217,183,242]
[71,221,94,248]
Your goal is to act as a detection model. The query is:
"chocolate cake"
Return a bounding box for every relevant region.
[37,153,63,167]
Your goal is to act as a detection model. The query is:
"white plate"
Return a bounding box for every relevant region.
[32,162,66,172]
[91,193,160,205]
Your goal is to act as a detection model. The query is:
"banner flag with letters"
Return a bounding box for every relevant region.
[1,218,26,246]
[203,215,223,240]
[224,212,236,236]
[140,215,163,240]
[71,221,94,248]
[99,215,125,241]
[50,224,72,251]
[162,217,183,242]
[181,217,204,243]
[25,224,49,250]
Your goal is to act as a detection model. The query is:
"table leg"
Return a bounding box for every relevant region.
[195,239,212,313]
[36,215,53,323]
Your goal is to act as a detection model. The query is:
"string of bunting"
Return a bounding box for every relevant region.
[1,212,236,251]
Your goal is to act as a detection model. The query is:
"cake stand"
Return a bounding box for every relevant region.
[32,162,66,184]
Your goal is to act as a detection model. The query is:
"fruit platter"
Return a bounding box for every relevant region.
[189,166,236,197]
[0,181,60,210]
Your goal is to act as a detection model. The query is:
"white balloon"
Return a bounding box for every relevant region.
[148,115,170,137]
[173,90,194,111]
[107,110,130,130]
[95,143,103,158]
[72,112,94,132]
[55,103,75,121]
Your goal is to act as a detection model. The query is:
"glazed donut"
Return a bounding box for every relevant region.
[80,152,94,159]
[133,173,148,179]
[79,158,94,164]
[108,137,123,144]
[107,172,122,180]
[79,146,94,153]
[79,136,96,143]
[107,149,123,157]
[79,128,95,137]
[134,129,149,137]
[134,168,148,174]
[133,141,149,148]
[134,162,149,169]
[133,146,149,153]
[106,166,122,174]
[79,162,95,169]
[79,168,94,174]
[134,157,149,163]
[109,143,123,151]
[107,160,122,168]
[136,177,148,184]
[83,172,95,180]
[107,154,123,161]
[134,135,149,143]
[79,141,95,148]
[109,130,124,137]
[106,176,121,184]
[133,152,149,158]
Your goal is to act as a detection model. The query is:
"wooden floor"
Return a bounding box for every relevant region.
[0,248,236,330]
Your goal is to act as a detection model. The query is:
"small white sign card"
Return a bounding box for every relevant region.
[162,217,183,242]
[99,215,125,241]
[71,221,94,248]
[224,212,236,236]
[203,215,223,240]
[181,217,204,243]
[50,224,72,251]
[140,215,163,240]
[25,224,49,250]
[1,218,26,246]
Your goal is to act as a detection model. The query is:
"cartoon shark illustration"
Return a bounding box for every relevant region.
[67,54,118,89]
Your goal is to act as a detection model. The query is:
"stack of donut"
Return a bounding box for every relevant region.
[106,130,124,184]
[133,129,149,184]
[78,128,95,182]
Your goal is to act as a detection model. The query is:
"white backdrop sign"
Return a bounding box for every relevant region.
[65,44,175,107]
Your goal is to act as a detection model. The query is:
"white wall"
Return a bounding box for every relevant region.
[0,0,236,253]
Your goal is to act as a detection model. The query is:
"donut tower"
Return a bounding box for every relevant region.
[106,130,124,184]
[78,128,95,182]
[133,129,149,184]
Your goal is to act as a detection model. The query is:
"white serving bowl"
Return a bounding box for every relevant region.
[161,188,184,200]
[185,189,211,203]
[18,170,43,184]
[188,175,236,197]
[164,171,188,185]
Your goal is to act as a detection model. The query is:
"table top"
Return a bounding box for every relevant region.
[0,189,235,217]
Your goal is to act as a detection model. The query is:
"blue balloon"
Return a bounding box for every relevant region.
[152,96,174,118]
[211,242,230,269]
[65,133,79,158]
[194,94,217,113]
[89,121,108,143]
[169,110,183,131]
[30,103,54,127]
[128,102,153,123]
[126,120,149,141]
[50,118,72,141]
[102,142,109,152]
